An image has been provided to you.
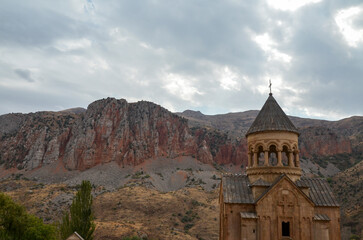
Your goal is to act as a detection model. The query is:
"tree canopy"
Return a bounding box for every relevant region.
[0,192,57,240]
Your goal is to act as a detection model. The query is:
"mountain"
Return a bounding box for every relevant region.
[59,107,86,114]
[176,110,259,136]
[0,98,363,174]
[178,110,362,171]
[0,98,248,175]
[0,98,362,238]
[0,99,361,175]
[331,161,363,237]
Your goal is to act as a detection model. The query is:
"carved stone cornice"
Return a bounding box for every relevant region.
[246,166,302,176]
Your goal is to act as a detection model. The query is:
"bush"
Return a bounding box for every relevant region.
[184,223,194,231]
[0,192,57,240]
[349,234,360,240]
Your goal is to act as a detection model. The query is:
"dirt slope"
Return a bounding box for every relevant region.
[0,179,219,240]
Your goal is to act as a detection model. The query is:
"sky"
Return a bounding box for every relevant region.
[0,0,362,120]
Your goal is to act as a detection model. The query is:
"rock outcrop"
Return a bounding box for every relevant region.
[0,98,361,172]
[179,110,361,167]
[298,126,352,158]
[61,98,199,170]
[0,98,247,171]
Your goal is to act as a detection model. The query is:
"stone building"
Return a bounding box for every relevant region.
[219,93,341,240]
[66,232,84,240]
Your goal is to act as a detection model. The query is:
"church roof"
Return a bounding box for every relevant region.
[240,212,258,219]
[296,178,339,207]
[222,174,339,207]
[250,178,271,187]
[246,94,299,136]
[314,214,331,221]
[222,174,254,204]
[254,174,314,206]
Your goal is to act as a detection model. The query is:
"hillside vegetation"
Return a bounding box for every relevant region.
[0,179,219,240]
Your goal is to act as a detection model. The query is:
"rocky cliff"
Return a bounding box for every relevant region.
[179,110,362,170]
[0,98,248,171]
[298,126,352,158]
[0,98,361,172]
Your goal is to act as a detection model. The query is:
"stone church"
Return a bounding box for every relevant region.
[219,93,341,240]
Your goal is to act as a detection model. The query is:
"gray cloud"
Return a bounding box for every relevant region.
[14,68,34,82]
[280,2,363,117]
[0,0,362,120]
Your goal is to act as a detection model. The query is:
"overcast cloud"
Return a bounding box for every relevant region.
[0,0,362,120]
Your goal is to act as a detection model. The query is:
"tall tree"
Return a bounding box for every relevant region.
[60,181,95,240]
[0,192,57,240]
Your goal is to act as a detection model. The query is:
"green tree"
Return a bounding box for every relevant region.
[0,192,57,240]
[349,234,360,240]
[60,181,95,240]
[23,215,59,240]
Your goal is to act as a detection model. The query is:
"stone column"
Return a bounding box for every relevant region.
[288,151,294,167]
[295,151,300,167]
[277,150,282,166]
[248,153,252,168]
[264,150,269,166]
[253,151,258,167]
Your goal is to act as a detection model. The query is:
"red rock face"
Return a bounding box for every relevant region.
[190,127,248,166]
[1,98,236,171]
[0,98,357,172]
[214,140,248,166]
[0,112,77,170]
[59,98,200,170]
[298,127,352,158]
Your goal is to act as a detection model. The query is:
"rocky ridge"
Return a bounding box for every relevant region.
[178,110,362,171]
[1,98,362,175]
[0,98,248,173]
[0,98,362,238]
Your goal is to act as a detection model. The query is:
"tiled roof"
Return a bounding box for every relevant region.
[314,214,331,221]
[222,175,339,207]
[240,212,258,219]
[250,178,271,187]
[295,179,310,188]
[297,178,339,207]
[222,174,254,204]
[246,94,299,136]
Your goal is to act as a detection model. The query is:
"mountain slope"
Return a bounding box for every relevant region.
[0,98,248,174]
[1,179,219,240]
[331,161,363,236]
[0,98,361,239]
[1,99,361,175]
[178,110,362,171]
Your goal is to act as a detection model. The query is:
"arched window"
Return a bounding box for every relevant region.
[269,145,277,166]
[248,147,254,167]
[282,145,289,166]
[257,146,264,166]
[292,146,299,167]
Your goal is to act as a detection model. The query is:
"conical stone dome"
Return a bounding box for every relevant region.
[246,93,298,136]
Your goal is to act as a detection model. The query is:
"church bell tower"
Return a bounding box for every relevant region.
[245,93,302,183]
